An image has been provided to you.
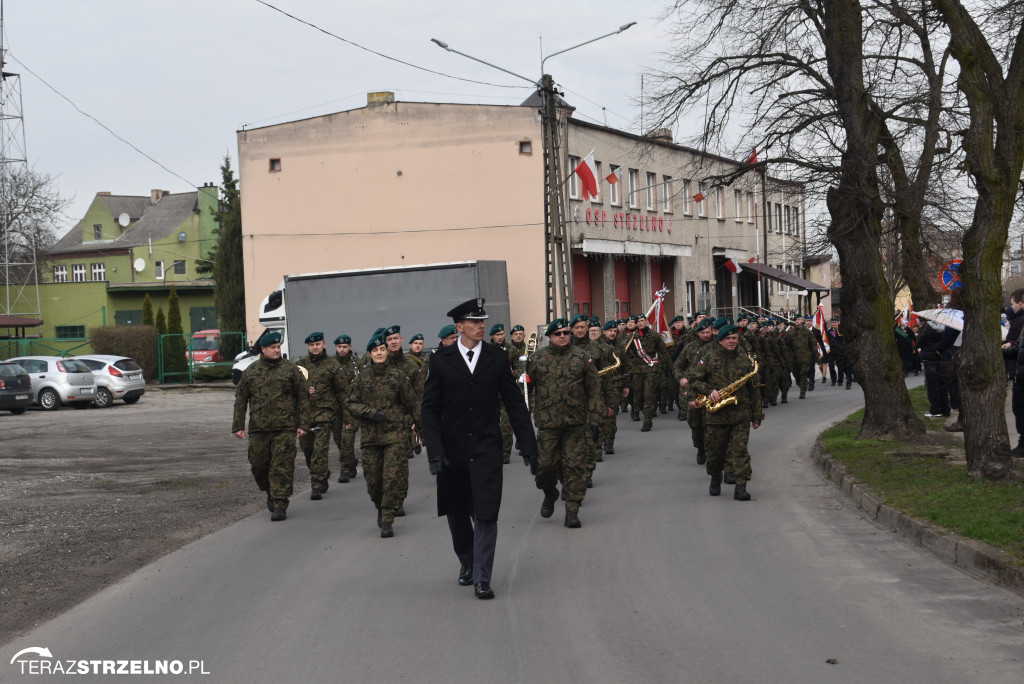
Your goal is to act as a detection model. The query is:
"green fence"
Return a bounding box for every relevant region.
[158,331,247,384]
[0,338,93,360]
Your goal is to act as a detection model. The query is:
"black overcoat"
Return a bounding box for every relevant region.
[420,341,537,521]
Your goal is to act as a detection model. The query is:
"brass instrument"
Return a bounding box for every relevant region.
[519,331,538,410]
[598,352,621,376]
[693,355,759,413]
[525,331,538,354]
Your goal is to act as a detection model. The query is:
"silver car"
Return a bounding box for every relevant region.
[9,356,97,410]
[77,355,147,408]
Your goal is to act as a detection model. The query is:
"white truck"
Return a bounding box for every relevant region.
[232,261,510,383]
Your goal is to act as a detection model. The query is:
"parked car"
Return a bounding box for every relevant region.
[0,361,33,414]
[188,329,221,365]
[8,356,97,410]
[77,355,146,408]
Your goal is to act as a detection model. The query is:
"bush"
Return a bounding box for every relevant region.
[89,326,158,382]
[191,365,232,381]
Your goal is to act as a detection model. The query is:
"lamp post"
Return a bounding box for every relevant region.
[432,23,635,321]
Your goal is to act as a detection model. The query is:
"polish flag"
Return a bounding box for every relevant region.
[744,147,758,164]
[724,258,742,273]
[815,304,830,353]
[605,166,623,185]
[573,149,599,200]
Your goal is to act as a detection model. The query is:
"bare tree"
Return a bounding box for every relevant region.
[932,0,1024,480]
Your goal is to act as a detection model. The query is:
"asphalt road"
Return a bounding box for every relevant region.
[4,380,1023,683]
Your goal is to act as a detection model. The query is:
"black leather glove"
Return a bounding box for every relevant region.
[522,452,539,476]
[587,424,600,443]
[372,410,387,423]
[429,457,443,476]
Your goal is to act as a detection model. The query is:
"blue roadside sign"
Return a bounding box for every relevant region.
[940,259,963,291]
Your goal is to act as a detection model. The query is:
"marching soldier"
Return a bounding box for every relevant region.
[600,320,625,454]
[626,314,670,431]
[332,334,360,482]
[232,331,310,522]
[507,324,527,366]
[297,332,346,499]
[686,324,763,501]
[785,315,818,399]
[569,314,617,486]
[774,319,794,403]
[408,333,427,364]
[346,333,420,538]
[675,318,715,464]
[384,324,422,513]
[527,318,603,528]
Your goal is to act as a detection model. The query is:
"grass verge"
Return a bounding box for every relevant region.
[821,385,1024,563]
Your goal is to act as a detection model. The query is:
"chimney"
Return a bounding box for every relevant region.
[150,189,170,205]
[97,191,111,196]
[647,128,674,144]
[367,91,395,106]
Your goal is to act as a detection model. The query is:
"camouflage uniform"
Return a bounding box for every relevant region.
[686,343,763,485]
[625,328,670,428]
[526,343,602,513]
[232,356,310,511]
[389,348,425,504]
[598,335,624,450]
[331,351,360,478]
[346,361,420,525]
[674,336,713,459]
[773,327,794,402]
[296,350,346,491]
[571,335,618,478]
[785,324,818,395]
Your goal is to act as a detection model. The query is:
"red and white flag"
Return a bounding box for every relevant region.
[605,165,623,185]
[815,304,830,353]
[645,289,670,334]
[744,147,758,164]
[724,258,742,273]
[573,149,599,200]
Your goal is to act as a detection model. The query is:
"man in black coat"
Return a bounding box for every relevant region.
[420,298,539,600]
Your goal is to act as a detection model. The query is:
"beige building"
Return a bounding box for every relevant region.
[236,93,825,336]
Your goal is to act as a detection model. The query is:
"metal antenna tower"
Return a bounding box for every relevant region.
[0,0,39,319]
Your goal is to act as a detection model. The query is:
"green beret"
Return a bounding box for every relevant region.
[718,324,740,340]
[696,318,714,331]
[489,323,505,335]
[438,324,457,339]
[545,318,569,336]
[569,313,590,327]
[589,316,601,328]
[372,327,386,337]
[410,334,424,342]
[366,334,386,352]
[735,313,748,322]
[671,315,685,324]
[712,317,728,329]
[258,331,282,348]
[602,320,617,330]
[511,325,525,333]
[384,325,401,337]
[304,332,324,344]
[333,334,351,345]
[628,315,638,322]
[696,309,707,317]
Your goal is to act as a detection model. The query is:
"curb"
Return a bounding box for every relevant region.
[810,437,1024,596]
[149,382,236,391]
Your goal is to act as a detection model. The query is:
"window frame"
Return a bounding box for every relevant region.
[56,325,87,340]
[609,165,621,206]
[628,169,639,209]
[72,264,86,283]
[734,189,743,222]
[155,260,165,280]
[568,155,580,200]
[697,181,706,217]
[93,224,103,241]
[173,259,187,276]
[91,262,105,281]
[646,171,657,210]
[716,187,725,219]
[682,179,692,215]
[662,176,673,213]
[53,265,67,283]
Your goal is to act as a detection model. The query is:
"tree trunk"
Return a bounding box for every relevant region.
[819,0,925,439]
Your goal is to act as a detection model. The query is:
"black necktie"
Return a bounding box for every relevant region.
[467,350,474,362]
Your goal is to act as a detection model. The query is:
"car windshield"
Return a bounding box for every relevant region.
[114,359,142,372]
[62,360,92,373]
[190,337,218,351]
[0,363,26,377]
[80,359,104,371]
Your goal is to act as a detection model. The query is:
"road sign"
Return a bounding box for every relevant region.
[940,259,963,291]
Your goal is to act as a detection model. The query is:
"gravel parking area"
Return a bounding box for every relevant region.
[0,386,325,646]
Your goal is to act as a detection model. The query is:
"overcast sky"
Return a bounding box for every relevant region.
[4,1,718,237]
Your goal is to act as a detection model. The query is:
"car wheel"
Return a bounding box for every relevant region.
[38,388,60,411]
[93,387,113,408]
[123,395,141,404]
[9,408,26,415]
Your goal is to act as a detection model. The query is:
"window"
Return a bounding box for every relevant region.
[734,190,743,222]
[53,265,67,283]
[766,202,773,232]
[91,263,105,281]
[269,158,281,172]
[609,166,621,205]
[697,181,706,217]
[662,176,673,213]
[785,205,791,234]
[716,187,725,219]
[646,172,657,210]
[776,203,783,234]
[114,310,144,326]
[173,260,186,275]
[792,207,800,236]
[592,162,602,203]
[686,281,695,316]
[568,155,580,199]
[72,264,86,282]
[56,325,86,340]
[747,192,755,224]
[518,140,532,155]
[628,169,639,208]
[155,260,165,279]
[93,224,103,241]
[682,179,692,214]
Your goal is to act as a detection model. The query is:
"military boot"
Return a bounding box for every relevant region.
[723,472,736,485]
[271,507,287,522]
[696,448,707,465]
[659,404,667,414]
[310,487,322,501]
[799,389,806,399]
[631,410,640,422]
[380,522,394,538]
[540,491,558,518]
[603,442,615,455]
[338,473,350,484]
[564,510,582,528]
[709,474,722,496]
[768,397,777,406]
[734,483,751,501]
[396,504,406,517]
[266,492,275,513]
[780,392,788,404]
[641,420,652,432]
[677,409,686,421]
[585,476,593,489]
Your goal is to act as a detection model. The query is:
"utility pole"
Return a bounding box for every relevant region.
[0,0,39,319]
[541,74,571,320]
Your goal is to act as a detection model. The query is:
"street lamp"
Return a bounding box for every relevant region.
[432,23,636,321]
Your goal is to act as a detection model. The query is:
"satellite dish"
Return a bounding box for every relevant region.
[118,213,131,228]
[133,258,146,273]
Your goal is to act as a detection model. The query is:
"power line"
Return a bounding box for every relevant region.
[6,52,196,189]
[254,0,531,91]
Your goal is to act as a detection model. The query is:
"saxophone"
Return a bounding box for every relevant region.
[598,352,621,376]
[693,355,759,413]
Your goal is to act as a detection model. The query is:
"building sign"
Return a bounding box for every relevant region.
[583,207,672,234]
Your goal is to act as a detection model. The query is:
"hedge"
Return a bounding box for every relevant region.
[88,326,158,383]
